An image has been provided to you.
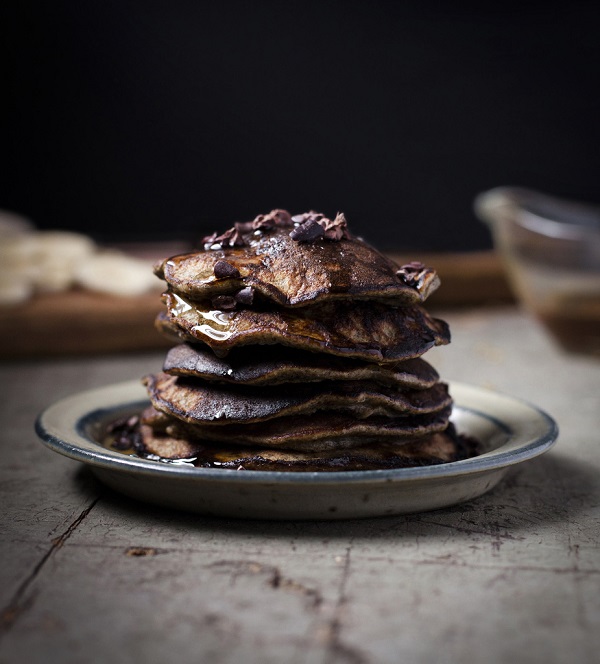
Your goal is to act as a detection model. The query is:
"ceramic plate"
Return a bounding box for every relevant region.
[35,380,558,520]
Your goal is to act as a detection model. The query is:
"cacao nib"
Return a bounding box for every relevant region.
[201,231,218,247]
[396,262,427,286]
[270,209,292,227]
[253,209,292,231]
[322,212,350,240]
[201,210,292,249]
[291,211,324,224]
[290,210,349,242]
[251,214,273,232]
[234,221,254,234]
[214,226,245,248]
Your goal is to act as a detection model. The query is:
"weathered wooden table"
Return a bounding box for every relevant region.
[1,307,599,664]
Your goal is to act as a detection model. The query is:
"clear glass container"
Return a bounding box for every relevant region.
[475,187,600,355]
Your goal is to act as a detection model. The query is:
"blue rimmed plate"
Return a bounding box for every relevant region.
[35,380,558,520]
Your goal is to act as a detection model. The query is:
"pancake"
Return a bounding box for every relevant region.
[130,209,468,469]
[156,225,439,308]
[144,372,452,425]
[123,407,452,459]
[165,408,452,450]
[200,430,474,471]
[116,408,470,467]
[163,343,440,388]
[158,293,450,361]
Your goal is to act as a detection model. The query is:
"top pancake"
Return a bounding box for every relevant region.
[155,226,439,308]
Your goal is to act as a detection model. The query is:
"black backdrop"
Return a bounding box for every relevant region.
[3,1,600,250]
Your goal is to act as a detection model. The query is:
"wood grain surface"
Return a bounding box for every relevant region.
[0,289,171,357]
[1,309,598,664]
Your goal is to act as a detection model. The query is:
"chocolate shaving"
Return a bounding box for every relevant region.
[201,231,218,248]
[201,210,293,250]
[238,221,255,232]
[214,260,241,279]
[200,223,248,249]
[214,226,245,248]
[252,209,293,231]
[291,211,325,224]
[289,218,325,243]
[322,212,350,240]
[201,208,349,250]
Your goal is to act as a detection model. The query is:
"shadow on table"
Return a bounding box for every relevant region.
[76,450,594,542]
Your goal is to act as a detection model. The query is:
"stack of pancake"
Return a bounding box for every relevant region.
[128,210,474,471]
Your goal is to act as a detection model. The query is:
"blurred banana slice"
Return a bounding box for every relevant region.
[0,233,41,304]
[32,231,97,293]
[0,210,161,304]
[0,230,96,296]
[74,252,162,297]
[0,274,35,305]
[33,230,96,261]
[0,210,34,237]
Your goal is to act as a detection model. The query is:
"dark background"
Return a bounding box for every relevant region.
[3,1,599,251]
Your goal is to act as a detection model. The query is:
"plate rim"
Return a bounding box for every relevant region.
[35,379,559,485]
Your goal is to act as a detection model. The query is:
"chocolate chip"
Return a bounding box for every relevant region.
[290,211,349,242]
[106,414,138,434]
[201,210,293,250]
[235,286,254,305]
[112,435,133,451]
[131,430,145,454]
[214,260,241,279]
[107,414,140,450]
[289,219,325,243]
[211,295,237,310]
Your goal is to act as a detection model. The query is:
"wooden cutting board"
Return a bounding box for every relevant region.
[0,250,512,357]
[0,289,171,357]
[388,250,513,308]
